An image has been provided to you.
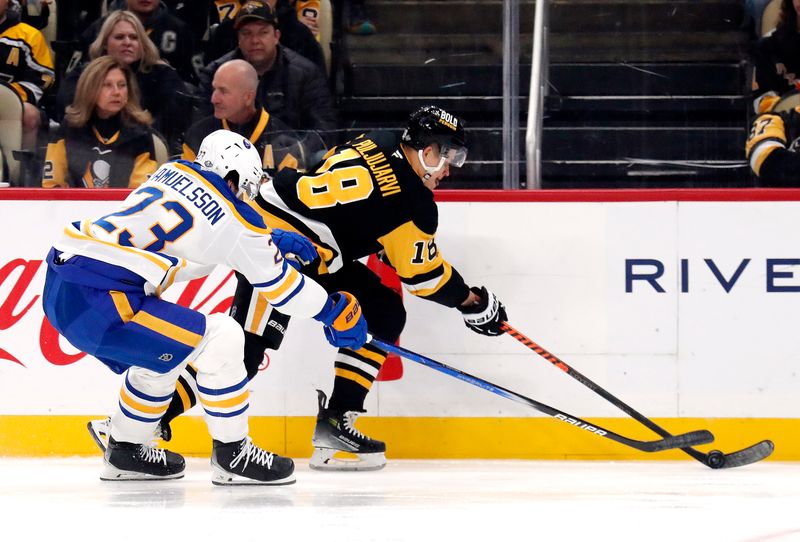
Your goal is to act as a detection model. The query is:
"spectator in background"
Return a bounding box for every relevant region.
[42,56,158,188]
[344,0,375,35]
[198,1,336,142]
[82,0,198,84]
[751,0,800,114]
[206,0,324,72]
[0,0,54,150]
[16,0,52,30]
[183,59,321,172]
[59,11,188,152]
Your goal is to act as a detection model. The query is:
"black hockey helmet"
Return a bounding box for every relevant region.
[401,105,468,168]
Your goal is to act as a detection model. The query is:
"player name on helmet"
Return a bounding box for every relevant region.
[554,414,608,436]
[351,139,401,196]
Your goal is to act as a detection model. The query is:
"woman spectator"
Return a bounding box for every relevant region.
[57,10,189,151]
[751,0,800,113]
[43,56,157,188]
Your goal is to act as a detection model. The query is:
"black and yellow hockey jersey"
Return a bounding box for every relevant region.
[42,115,158,188]
[251,130,471,307]
[181,108,321,174]
[0,10,54,105]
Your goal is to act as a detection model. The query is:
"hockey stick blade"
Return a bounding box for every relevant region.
[501,322,773,469]
[369,337,713,454]
[700,440,774,469]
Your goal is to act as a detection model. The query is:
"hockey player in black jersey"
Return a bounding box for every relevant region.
[88,105,508,471]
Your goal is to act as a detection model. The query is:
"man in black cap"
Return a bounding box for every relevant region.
[197,0,336,143]
[205,0,325,72]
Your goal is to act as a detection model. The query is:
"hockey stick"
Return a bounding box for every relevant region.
[368,337,713,453]
[500,322,774,469]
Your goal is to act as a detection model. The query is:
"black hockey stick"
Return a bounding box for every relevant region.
[501,322,774,469]
[368,337,713,453]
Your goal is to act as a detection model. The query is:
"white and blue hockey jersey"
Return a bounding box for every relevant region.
[52,160,328,318]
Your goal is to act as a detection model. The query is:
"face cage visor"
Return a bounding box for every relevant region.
[440,144,468,168]
[237,173,269,201]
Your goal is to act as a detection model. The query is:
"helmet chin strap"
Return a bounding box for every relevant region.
[418,149,446,180]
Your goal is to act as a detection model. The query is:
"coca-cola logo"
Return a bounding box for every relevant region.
[0,259,235,368]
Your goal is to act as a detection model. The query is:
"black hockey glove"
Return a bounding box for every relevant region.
[457,286,507,337]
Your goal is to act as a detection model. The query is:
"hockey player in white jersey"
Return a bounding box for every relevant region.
[42,130,368,485]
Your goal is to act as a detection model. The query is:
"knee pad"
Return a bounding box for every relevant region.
[188,313,245,375]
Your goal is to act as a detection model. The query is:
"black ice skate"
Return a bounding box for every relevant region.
[211,437,296,485]
[100,437,185,481]
[88,417,171,453]
[310,389,386,471]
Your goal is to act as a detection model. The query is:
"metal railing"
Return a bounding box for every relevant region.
[524,0,549,189]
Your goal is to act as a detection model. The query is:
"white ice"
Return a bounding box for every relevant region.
[1,457,799,542]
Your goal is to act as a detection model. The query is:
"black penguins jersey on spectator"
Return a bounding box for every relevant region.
[42,117,157,188]
[181,108,320,174]
[250,130,471,308]
[0,10,54,105]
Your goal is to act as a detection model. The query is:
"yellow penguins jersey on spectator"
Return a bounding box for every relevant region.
[0,10,54,104]
[214,0,321,25]
[43,118,158,189]
[251,130,472,308]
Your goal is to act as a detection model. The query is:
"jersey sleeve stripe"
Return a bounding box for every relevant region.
[269,274,306,307]
[402,262,453,297]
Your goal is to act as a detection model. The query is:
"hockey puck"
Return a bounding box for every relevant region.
[706,450,725,469]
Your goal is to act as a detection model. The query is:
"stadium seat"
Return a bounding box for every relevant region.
[152,131,169,165]
[761,0,781,36]
[0,83,24,185]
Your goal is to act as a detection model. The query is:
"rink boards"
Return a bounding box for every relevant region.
[0,188,798,460]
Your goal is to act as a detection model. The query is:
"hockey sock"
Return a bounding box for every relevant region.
[328,343,387,411]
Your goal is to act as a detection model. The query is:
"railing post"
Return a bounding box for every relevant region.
[502,0,520,189]
[526,0,548,189]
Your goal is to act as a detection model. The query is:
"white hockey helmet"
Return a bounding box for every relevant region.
[195,129,265,200]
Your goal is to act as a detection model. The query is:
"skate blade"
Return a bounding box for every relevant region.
[100,463,184,481]
[210,465,296,486]
[87,420,109,453]
[309,448,386,472]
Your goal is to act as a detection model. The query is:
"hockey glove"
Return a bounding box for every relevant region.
[457,286,508,337]
[746,113,787,177]
[314,291,368,349]
[270,228,318,270]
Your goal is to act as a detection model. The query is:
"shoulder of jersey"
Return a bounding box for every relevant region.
[170,160,267,229]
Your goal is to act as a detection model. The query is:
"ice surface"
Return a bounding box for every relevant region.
[1,457,798,542]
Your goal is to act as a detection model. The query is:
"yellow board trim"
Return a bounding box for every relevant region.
[0,416,792,460]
